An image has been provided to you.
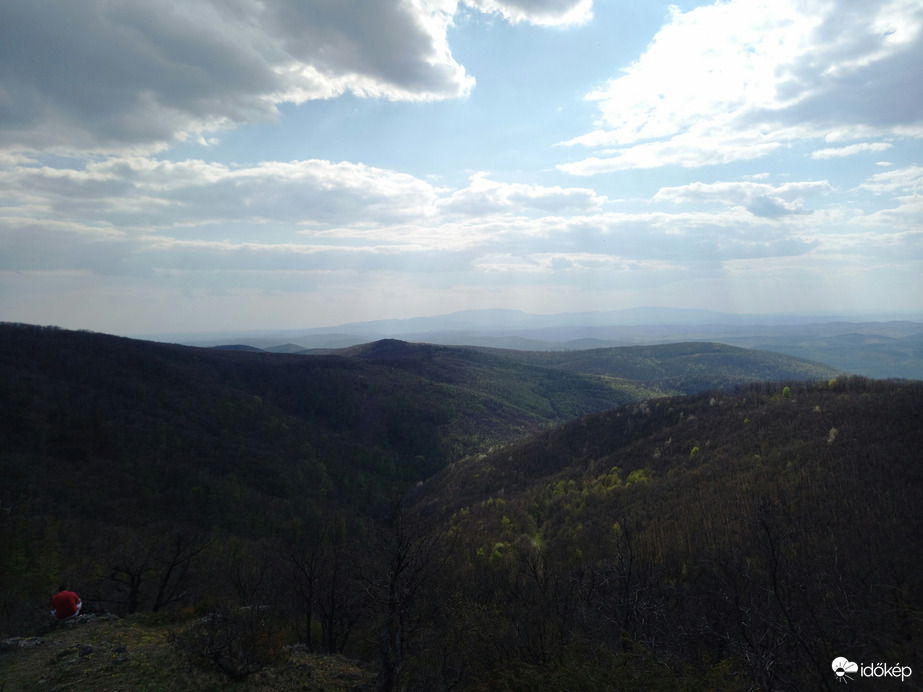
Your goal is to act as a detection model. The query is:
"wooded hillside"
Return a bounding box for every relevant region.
[411,377,922,689]
[2,323,916,691]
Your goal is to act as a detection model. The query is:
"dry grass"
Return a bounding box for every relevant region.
[0,614,375,691]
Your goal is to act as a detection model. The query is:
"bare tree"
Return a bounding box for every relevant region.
[363,497,450,692]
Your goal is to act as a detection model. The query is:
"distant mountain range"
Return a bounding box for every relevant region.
[158,308,923,380]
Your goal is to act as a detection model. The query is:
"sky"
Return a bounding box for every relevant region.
[1,0,921,336]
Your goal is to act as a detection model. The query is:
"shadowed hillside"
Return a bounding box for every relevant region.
[0,324,839,530]
[5,323,902,692]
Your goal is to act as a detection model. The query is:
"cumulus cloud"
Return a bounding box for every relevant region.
[854,165,923,229]
[653,180,833,218]
[440,173,606,215]
[0,156,443,230]
[559,0,923,173]
[857,165,923,194]
[0,0,598,153]
[1,148,831,292]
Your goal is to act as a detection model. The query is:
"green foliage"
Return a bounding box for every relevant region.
[425,376,923,691]
[625,468,652,485]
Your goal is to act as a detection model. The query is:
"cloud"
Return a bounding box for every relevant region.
[1,149,830,291]
[857,165,923,194]
[559,130,784,173]
[0,0,601,153]
[1,157,613,248]
[473,251,682,275]
[811,142,893,159]
[0,156,443,230]
[0,0,476,152]
[440,173,606,215]
[653,180,833,218]
[854,165,923,229]
[462,0,593,26]
[0,218,130,275]
[559,0,923,172]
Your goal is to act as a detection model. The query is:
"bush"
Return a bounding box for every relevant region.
[174,607,283,680]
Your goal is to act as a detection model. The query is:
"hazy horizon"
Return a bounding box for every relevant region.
[124,306,923,345]
[2,0,921,336]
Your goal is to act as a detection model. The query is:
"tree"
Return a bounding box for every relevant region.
[364,497,450,692]
[106,528,209,614]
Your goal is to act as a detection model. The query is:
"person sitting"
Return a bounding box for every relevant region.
[51,586,82,621]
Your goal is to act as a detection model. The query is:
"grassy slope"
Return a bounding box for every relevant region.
[0,615,375,691]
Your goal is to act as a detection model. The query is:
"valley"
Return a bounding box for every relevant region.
[0,322,920,691]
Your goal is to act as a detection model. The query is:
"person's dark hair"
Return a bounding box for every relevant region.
[58,585,68,592]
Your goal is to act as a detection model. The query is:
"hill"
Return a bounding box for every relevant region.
[2,372,918,690]
[4,322,903,691]
[0,614,376,691]
[467,340,835,391]
[410,376,923,690]
[171,308,923,379]
[0,324,838,524]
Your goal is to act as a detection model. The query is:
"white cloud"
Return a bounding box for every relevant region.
[560,0,923,172]
[462,0,592,26]
[854,166,923,229]
[440,173,606,215]
[810,142,893,159]
[2,148,837,290]
[1,156,443,230]
[653,180,833,218]
[560,129,784,173]
[857,165,923,194]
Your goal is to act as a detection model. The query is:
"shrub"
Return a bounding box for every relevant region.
[175,607,283,680]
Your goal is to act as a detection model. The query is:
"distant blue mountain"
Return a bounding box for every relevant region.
[155,307,923,379]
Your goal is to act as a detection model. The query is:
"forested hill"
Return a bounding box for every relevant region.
[0,321,837,532]
[410,377,923,690]
[0,321,919,690]
[0,324,837,495]
[463,340,836,391]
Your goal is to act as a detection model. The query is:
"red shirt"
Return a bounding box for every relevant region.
[52,590,81,619]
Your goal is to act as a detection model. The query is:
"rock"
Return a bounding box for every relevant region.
[18,637,44,648]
